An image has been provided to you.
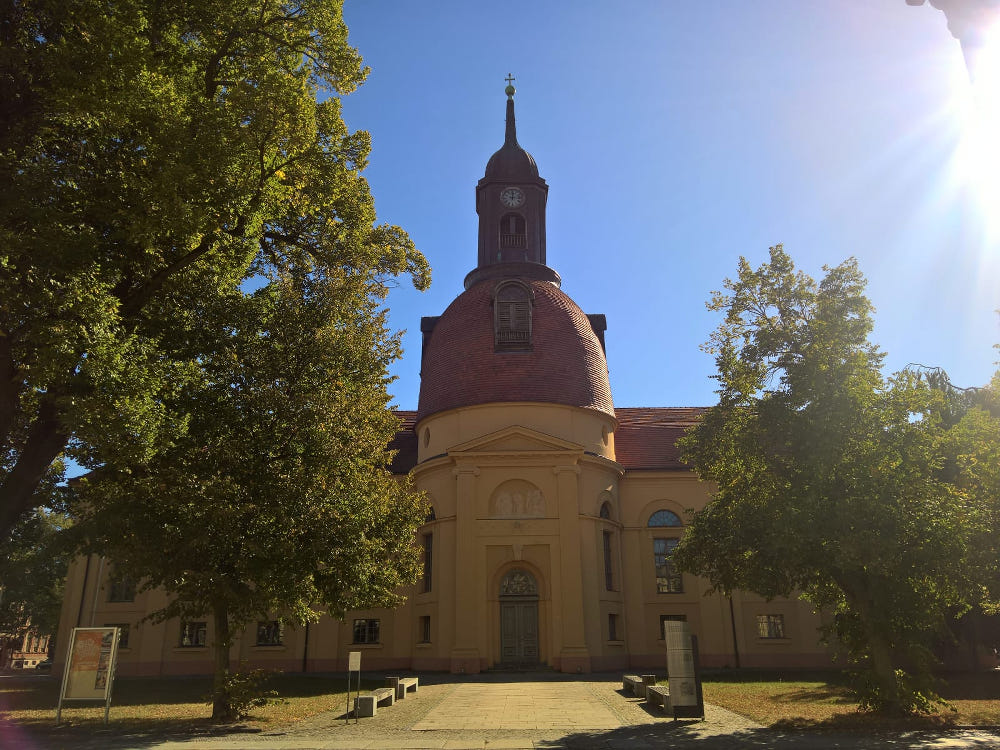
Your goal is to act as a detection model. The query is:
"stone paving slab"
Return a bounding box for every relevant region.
[412,682,619,731]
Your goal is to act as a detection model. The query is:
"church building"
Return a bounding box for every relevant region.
[55,87,831,676]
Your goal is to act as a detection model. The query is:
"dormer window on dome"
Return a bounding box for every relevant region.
[493,280,533,351]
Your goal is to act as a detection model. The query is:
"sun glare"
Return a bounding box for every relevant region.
[953,18,1000,246]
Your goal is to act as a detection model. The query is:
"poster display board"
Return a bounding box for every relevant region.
[662,620,705,720]
[57,627,120,724]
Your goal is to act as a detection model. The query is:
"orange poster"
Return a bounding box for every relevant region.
[62,628,118,701]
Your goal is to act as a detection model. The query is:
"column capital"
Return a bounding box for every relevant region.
[453,465,481,478]
[553,464,581,476]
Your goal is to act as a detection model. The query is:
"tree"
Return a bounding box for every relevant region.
[74,268,427,721]
[0,503,72,640]
[0,0,429,539]
[675,245,989,714]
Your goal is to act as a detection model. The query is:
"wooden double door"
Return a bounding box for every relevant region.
[499,600,539,665]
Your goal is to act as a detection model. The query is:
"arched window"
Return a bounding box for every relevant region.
[499,212,526,249]
[493,280,532,351]
[648,509,682,527]
[653,538,682,593]
[599,502,612,519]
[649,509,683,593]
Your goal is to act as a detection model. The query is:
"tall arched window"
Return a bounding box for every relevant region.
[493,280,532,351]
[648,509,683,593]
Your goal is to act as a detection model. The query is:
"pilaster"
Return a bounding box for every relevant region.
[451,464,482,673]
[554,463,591,673]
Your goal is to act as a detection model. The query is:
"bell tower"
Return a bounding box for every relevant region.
[465,77,559,289]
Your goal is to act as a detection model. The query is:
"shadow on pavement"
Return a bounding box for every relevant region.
[543,723,1000,749]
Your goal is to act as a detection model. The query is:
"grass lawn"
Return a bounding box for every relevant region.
[700,670,1000,731]
[0,673,375,732]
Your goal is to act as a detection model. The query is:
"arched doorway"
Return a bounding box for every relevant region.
[499,569,539,666]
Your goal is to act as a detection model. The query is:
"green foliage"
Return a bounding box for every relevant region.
[0,501,72,638]
[74,268,428,720]
[676,245,995,715]
[0,0,430,538]
[2,0,430,720]
[207,664,282,721]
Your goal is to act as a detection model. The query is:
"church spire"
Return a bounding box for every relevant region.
[504,74,518,147]
[467,79,557,289]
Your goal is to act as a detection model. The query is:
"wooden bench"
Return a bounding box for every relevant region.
[354,686,395,717]
[386,676,419,700]
[646,684,670,710]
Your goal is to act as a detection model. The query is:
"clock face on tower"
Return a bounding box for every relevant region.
[500,187,525,208]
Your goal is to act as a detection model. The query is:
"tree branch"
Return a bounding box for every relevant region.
[0,396,68,538]
[0,331,19,455]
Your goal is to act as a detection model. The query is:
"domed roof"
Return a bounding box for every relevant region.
[417,278,614,421]
[482,94,540,182]
[484,142,539,181]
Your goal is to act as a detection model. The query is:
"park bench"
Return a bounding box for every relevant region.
[622,673,657,698]
[646,684,670,710]
[386,675,419,700]
[622,674,646,697]
[354,686,395,717]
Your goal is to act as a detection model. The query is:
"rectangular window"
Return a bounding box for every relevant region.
[422,533,433,593]
[603,530,614,591]
[757,614,786,639]
[108,575,136,603]
[658,614,687,640]
[179,621,207,647]
[608,613,619,641]
[256,620,283,646]
[352,618,380,644]
[105,623,130,648]
[654,538,683,593]
[418,615,431,643]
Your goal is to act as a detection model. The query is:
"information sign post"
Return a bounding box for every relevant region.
[56,627,121,725]
[346,651,361,724]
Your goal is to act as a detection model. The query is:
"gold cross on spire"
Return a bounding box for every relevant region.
[504,73,516,99]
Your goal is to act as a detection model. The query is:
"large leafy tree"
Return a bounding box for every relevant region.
[676,246,992,714]
[74,269,426,721]
[0,503,72,640]
[0,0,428,538]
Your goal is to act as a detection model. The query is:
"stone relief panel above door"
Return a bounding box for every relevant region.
[490,479,546,519]
[500,568,539,597]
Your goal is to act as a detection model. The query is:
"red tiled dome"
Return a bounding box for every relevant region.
[417,279,614,421]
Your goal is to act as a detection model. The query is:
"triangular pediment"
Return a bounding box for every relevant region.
[449,425,583,455]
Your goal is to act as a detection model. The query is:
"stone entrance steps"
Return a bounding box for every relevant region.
[484,663,556,674]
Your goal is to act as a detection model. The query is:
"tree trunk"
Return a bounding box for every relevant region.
[866,627,902,714]
[0,397,68,539]
[839,575,903,714]
[211,605,234,722]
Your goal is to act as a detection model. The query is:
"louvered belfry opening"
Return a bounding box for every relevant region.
[494,280,532,351]
[499,212,526,250]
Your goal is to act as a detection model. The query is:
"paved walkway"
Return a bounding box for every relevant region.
[13,673,1000,749]
[410,681,620,731]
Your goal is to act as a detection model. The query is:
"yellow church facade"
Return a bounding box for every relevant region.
[55,89,832,677]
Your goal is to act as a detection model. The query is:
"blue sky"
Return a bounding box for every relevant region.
[340,1,1000,410]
